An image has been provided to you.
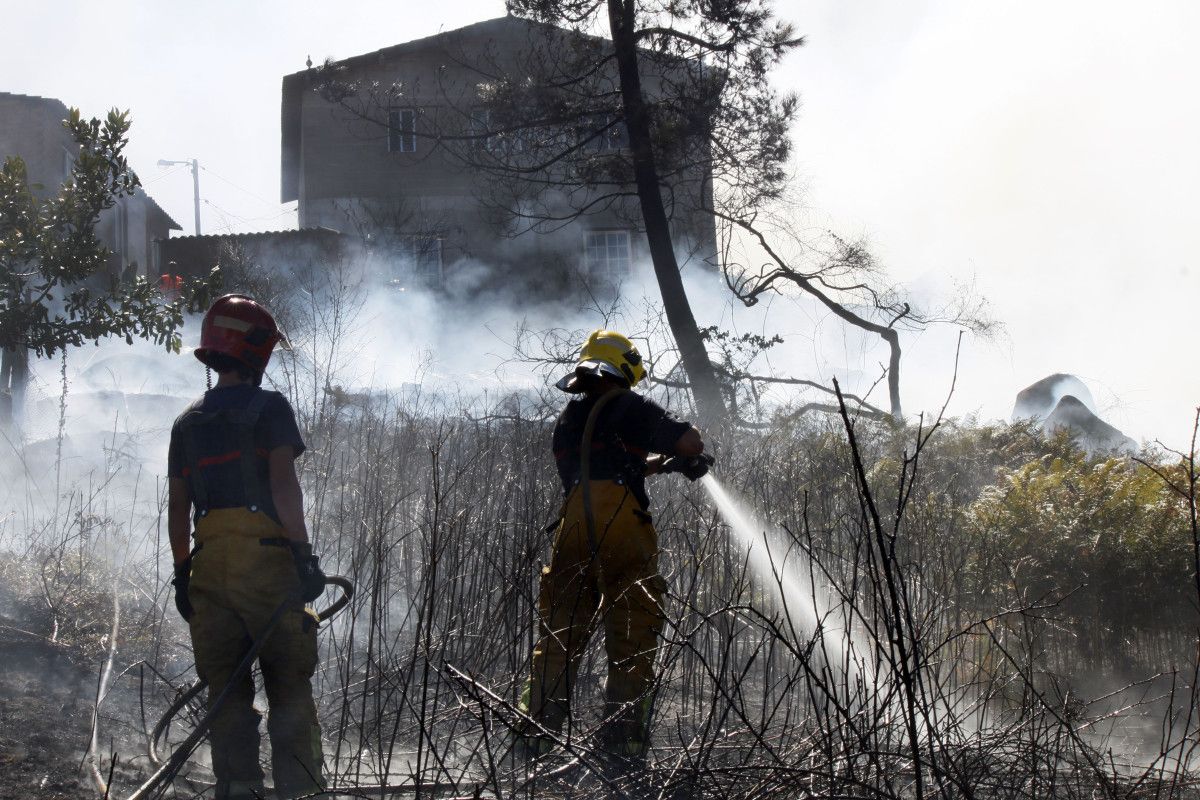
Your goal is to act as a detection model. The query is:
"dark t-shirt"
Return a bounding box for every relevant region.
[168,385,305,525]
[552,391,692,508]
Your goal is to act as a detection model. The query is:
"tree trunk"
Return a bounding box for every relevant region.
[0,346,29,431]
[607,0,727,426]
[882,329,902,421]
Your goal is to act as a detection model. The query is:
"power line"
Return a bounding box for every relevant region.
[199,165,279,211]
[142,164,185,186]
[202,201,296,236]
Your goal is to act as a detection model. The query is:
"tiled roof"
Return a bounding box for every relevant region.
[139,191,182,231]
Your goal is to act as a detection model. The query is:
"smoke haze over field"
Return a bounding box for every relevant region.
[789,1,1200,446]
[2,0,1197,446]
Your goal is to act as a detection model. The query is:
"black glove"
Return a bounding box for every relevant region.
[662,452,715,482]
[172,558,193,621]
[681,452,715,481]
[290,542,327,604]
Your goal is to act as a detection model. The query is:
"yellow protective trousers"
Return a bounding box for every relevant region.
[187,508,325,799]
[525,481,666,754]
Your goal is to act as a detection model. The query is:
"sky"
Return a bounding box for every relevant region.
[2,0,1197,447]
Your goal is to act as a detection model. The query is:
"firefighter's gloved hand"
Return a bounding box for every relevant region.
[661,453,715,482]
[679,452,715,481]
[172,558,193,621]
[290,542,327,604]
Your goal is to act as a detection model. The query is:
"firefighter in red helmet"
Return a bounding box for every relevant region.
[167,295,326,799]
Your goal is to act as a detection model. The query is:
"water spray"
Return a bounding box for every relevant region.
[699,471,973,747]
[697,473,874,685]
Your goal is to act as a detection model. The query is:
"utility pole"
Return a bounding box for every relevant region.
[157,158,202,235]
[190,159,200,236]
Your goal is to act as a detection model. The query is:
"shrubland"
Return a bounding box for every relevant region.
[2,363,1196,797]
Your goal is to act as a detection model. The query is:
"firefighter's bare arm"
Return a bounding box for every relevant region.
[167,477,192,565]
[269,445,310,543]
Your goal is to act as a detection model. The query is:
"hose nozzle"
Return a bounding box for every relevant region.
[662,452,715,481]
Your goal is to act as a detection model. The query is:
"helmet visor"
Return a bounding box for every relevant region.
[554,359,631,393]
[575,359,627,382]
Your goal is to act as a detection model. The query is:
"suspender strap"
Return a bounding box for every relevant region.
[586,390,639,475]
[237,391,271,511]
[182,422,210,513]
[580,389,626,607]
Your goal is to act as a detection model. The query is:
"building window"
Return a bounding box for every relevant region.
[388,108,417,153]
[394,235,443,288]
[114,201,129,259]
[580,113,629,154]
[473,107,535,155]
[584,230,632,285]
[471,107,490,148]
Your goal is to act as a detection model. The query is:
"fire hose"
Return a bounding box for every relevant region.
[126,575,354,800]
[578,388,626,604]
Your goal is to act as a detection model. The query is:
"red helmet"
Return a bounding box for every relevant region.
[194,294,284,374]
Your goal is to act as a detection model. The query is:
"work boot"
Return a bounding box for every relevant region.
[214,778,269,799]
[514,688,567,763]
[512,715,564,765]
[598,736,647,770]
[597,702,650,762]
[513,729,556,764]
[596,718,651,796]
[597,741,652,799]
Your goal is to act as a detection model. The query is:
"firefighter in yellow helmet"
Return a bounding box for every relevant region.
[519,329,712,762]
[167,295,326,799]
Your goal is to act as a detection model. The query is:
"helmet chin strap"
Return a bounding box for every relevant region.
[206,366,212,390]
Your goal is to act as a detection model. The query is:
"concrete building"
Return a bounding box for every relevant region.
[280,16,717,302]
[0,92,181,280]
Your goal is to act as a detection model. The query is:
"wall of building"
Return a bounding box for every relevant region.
[0,93,74,195]
[284,20,718,304]
[1,93,179,280]
[100,191,178,278]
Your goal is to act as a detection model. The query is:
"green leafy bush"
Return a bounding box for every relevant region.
[968,450,1193,663]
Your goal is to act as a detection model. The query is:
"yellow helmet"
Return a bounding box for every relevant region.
[556,329,647,392]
